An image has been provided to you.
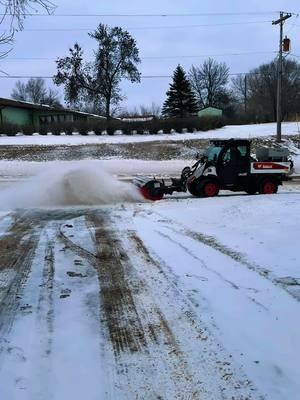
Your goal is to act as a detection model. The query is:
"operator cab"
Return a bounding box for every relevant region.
[207,139,251,186]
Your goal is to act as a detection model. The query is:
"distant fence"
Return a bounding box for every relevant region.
[0,116,224,137]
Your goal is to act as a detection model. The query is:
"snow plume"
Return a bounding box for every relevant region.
[0,163,144,209]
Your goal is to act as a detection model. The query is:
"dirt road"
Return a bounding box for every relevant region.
[0,207,263,400]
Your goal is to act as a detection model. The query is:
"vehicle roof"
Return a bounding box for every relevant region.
[210,138,251,145]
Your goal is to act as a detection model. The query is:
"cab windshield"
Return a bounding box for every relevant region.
[206,145,222,162]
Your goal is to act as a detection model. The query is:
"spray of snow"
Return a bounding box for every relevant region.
[0,163,144,209]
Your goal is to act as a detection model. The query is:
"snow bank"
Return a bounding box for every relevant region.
[0,122,299,146]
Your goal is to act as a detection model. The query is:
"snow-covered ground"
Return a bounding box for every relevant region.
[0,186,299,399]
[0,127,300,399]
[0,121,299,145]
[119,190,300,400]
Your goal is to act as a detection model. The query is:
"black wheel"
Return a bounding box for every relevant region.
[188,178,220,198]
[187,180,200,196]
[245,185,257,195]
[181,166,191,178]
[258,178,278,195]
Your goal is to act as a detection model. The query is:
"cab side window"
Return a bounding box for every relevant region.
[222,148,231,163]
[222,145,247,164]
[237,145,247,157]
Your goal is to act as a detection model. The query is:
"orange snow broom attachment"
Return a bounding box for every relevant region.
[133,177,164,201]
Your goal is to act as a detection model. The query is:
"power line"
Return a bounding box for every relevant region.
[141,75,171,78]
[1,50,277,62]
[143,51,277,59]
[0,75,172,79]
[0,19,273,31]
[284,14,299,35]
[0,11,280,17]
[0,75,54,78]
[0,71,281,79]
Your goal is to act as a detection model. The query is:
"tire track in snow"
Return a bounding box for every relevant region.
[0,209,107,400]
[143,210,300,302]
[154,229,269,313]
[155,229,241,291]
[86,212,206,399]
[169,225,300,302]
[59,226,97,266]
[91,210,261,399]
[0,212,41,342]
[0,208,262,399]
[0,213,12,236]
[61,214,192,388]
[89,213,149,355]
[36,230,55,358]
[60,215,149,354]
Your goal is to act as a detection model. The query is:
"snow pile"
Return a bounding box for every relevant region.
[0,121,299,146]
[0,164,144,209]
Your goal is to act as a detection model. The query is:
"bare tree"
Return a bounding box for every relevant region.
[11,77,61,106]
[119,106,139,117]
[54,24,141,120]
[0,0,55,58]
[188,65,205,107]
[44,87,61,107]
[119,103,160,118]
[25,77,47,103]
[140,102,161,117]
[230,59,300,122]
[11,79,27,99]
[0,30,13,60]
[1,0,55,27]
[189,58,229,108]
[251,59,297,121]
[231,74,250,113]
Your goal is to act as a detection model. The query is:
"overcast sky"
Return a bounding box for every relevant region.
[0,0,300,112]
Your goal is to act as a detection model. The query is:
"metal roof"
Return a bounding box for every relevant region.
[0,97,105,119]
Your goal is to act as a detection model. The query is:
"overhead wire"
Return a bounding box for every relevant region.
[0,11,298,81]
[0,74,171,79]
[284,13,299,33]
[0,19,274,31]
[0,71,283,79]
[0,50,277,61]
[0,11,280,17]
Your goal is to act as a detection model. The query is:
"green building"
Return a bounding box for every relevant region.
[198,106,223,118]
[0,97,105,130]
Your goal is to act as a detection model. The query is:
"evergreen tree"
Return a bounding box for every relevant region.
[162,65,198,117]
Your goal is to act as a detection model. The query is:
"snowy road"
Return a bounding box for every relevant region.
[0,194,299,399]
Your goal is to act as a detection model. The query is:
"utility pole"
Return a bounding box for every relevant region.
[272,12,292,142]
[244,75,247,114]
